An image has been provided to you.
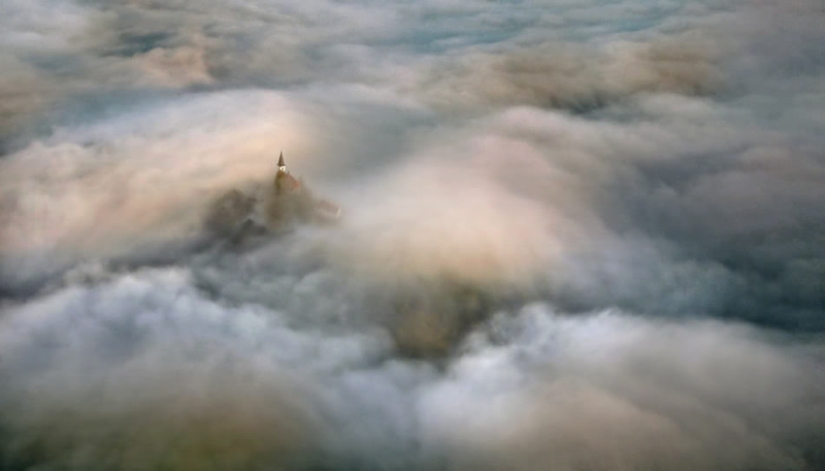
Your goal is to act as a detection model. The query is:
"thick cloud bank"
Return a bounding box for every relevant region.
[1,0,824,470]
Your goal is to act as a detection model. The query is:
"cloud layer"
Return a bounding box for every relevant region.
[1,0,824,469]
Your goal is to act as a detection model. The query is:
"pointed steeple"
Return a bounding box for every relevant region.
[278,151,286,169]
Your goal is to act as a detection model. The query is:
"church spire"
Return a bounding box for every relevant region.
[274,151,301,195]
[277,151,286,172]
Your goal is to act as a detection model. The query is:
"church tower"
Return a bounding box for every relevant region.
[277,151,287,174]
[274,151,301,195]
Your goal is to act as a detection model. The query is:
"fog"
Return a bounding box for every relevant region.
[1,0,824,470]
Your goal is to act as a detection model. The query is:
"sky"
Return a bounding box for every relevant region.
[1,0,824,470]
